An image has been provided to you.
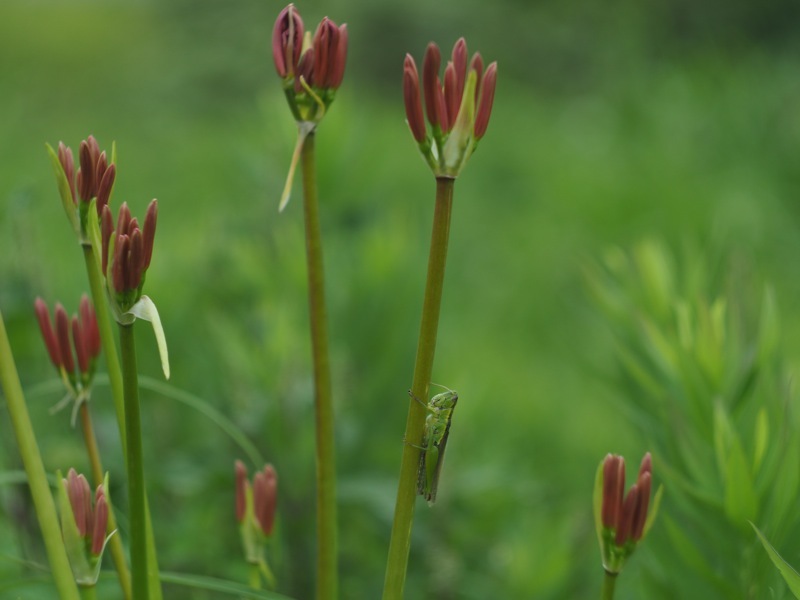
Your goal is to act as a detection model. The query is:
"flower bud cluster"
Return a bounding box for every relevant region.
[235,461,278,565]
[54,136,116,236]
[597,452,654,574]
[403,38,497,178]
[59,469,112,586]
[100,200,158,313]
[272,4,348,123]
[35,296,101,394]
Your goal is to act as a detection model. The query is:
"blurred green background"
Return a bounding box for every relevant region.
[2,0,800,598]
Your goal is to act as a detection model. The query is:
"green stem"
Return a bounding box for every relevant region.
[82,244,163,600]
[383,177,455,600]
[601,571,618,600]
[79,403,133,600]
[0,310,81,600]
[82,246,126,451]
[300,131,338,600]
[79,585,98,600]
[119,323,150,600]
[249,563,262,590]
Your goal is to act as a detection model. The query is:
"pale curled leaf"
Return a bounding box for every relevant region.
[127,296,170,379]
[278,122,315,212]
[441,70,477,176]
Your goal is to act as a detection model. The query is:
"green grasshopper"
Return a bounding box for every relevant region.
[408,386,459,506]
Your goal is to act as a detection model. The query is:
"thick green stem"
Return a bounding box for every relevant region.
[383,178,455,600]
[79,403,133,600]
[300,132,338,600]
[82,244,163,600]
[119,324,150,600]
[601,571,618,600]
[79,585,98,600]
[0,310,81,600]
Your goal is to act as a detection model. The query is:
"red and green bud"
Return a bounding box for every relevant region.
[48,135,117,241]
[35,296,101,397]
[235,461,279,567]
[57,142,77,206]
[58,469,114,586]
[403,55,427,144]
[101,200,158,312]
[595,452,660,575]
[403,38,498,178]
[253,464,278,537]
[272,4,348,124]
[272,5,349,210]
[272,4,304,79]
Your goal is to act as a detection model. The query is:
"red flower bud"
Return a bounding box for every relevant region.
[101,204,114,276]
[422,43,442,128]
[403,55,426,143]
[116,202,132,237]
[112,234,130,295]
[128,229,144,290]
[601,454,624,529]
[78,138,98,202]
[57,142,76,205]
[55,303,75,375]
[615,484,639,546]
[328,23,348,88]
[72,316,89,375]
[143,200,158,270]
[253,464,278,536]
[65,468,92,537]
[273,4,304,79]
[451,37,468,101]
[312,18,335,88]
[474,62,497,139]
[34,298,62,369]
[443,62,459,130]
[79,295,101,360]
[632,472,651,541]
[91,487,108,556]
[96,163,116,213]
[235,460,248,523]
[469,53,484,102]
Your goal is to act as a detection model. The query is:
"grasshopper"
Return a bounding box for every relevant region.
[408,386,459,506]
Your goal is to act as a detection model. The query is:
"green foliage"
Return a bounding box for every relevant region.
[586,240,800,598]
[753,525,800,599]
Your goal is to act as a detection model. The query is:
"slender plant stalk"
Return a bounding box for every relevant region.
[383,177,455,600]
[79,585,98,600]
[249,563,262,590]
[0,310,81,600]
[82,244,163,600]
[119,323,150,600]
[82,246,126,450]
[601,571,617,600]
[79,403,133,600]
[300,131,338,600]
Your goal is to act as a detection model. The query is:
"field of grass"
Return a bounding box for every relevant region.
[2,1,800,598]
